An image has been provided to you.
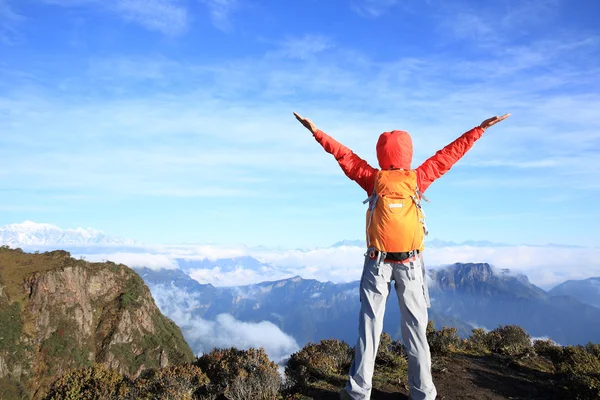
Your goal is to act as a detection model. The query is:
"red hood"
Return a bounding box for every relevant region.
[376,130,413,170]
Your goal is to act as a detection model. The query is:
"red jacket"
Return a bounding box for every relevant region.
[313,126,485,195]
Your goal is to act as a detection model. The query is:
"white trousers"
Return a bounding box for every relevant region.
[345,252,437,400]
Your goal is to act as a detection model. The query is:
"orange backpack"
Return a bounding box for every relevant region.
[364,169,429,252]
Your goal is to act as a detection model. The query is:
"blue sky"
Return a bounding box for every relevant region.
[1,0,599,248]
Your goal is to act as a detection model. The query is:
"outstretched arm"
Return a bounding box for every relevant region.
[294,112,378,194]
[416,114,510,193]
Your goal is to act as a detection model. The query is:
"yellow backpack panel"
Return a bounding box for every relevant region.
[364,169,428,252]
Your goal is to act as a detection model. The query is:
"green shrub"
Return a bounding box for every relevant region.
[464,328,491,354]
[41,327,91,374]
[0,301,26,364]
[586,343,600,358]
[376,332,407,370]
[533,339,561,359]
[195,347,281,400]
[426,321,462,356]
[0,378,26,400]
[547,345,600,400]
[133,364,210,400]
[44,364,132,400]
[486,325,532,356]
[285,339,353,388]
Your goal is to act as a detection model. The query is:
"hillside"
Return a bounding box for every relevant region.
[0,246,194,399]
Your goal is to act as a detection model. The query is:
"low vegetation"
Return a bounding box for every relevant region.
[45,364,132,400]
[40,323,600,399]
[195,347,281,400]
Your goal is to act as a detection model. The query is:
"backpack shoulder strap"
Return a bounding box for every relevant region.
[410,169,430,203]
[363,170,381,204]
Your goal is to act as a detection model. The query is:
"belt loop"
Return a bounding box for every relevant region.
[409,258,416,280]
[380,251,387,276]
[375,250,384,265]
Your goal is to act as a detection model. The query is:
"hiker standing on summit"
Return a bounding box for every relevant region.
[294,111,510,400]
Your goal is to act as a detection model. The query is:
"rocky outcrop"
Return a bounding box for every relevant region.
[0,246,194,399]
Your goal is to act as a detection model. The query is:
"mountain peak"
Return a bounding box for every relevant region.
[451,262,495,281]
[0,221,135,247]
[430,262,544,300]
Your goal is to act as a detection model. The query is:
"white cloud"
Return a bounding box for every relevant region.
[151,244,250,260]
[115,0,188,35]
[1,25,599,247]
[276,35,333,60]
[66,241,600,290]
[87,56,181,81]
[82,252,179,270]
[351,0,399,18]
[3,218,598,290]
[150,284,300,363]
[436,0,560,46]
[199,0,238,31]
[39,0,189,35]
[0,0,23,44]
[188,266,294,286]
[439,11,494,42]
[254,244,600,290]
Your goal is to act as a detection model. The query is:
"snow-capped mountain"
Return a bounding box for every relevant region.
[0,221,135,247]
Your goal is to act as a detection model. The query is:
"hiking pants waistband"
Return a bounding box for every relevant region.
[368,249,420,263]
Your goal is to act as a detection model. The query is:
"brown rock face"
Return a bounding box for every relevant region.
[0,246,194,399]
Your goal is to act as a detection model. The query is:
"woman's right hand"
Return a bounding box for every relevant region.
[293,112,317,134]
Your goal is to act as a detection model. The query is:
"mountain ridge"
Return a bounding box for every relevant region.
[137,262,600,352]
[548,277,600,308]
[0,247,194,399]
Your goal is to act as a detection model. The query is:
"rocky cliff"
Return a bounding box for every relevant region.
[0,246,194,399]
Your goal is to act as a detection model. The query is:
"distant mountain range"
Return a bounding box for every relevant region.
[549,277,600,309]
[429,264,600,344]
[0,221,135,247]
[135,262,600,349]
[1,221,568,250]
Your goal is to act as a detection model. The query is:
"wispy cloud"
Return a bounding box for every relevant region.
[3,32,598,195]
[0,0,23,44]
[276,34,333,60]
[85,252,179,270]
[2,0,599,246]
[198,0,238,31]
[436,0,560,46]
[39,0,190,35]
[351,0,399,18]
[114,0,189,35]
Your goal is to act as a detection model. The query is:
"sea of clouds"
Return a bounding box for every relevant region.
[149,283,300,362]
[8,236,600,361]
[68,241,600,290]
